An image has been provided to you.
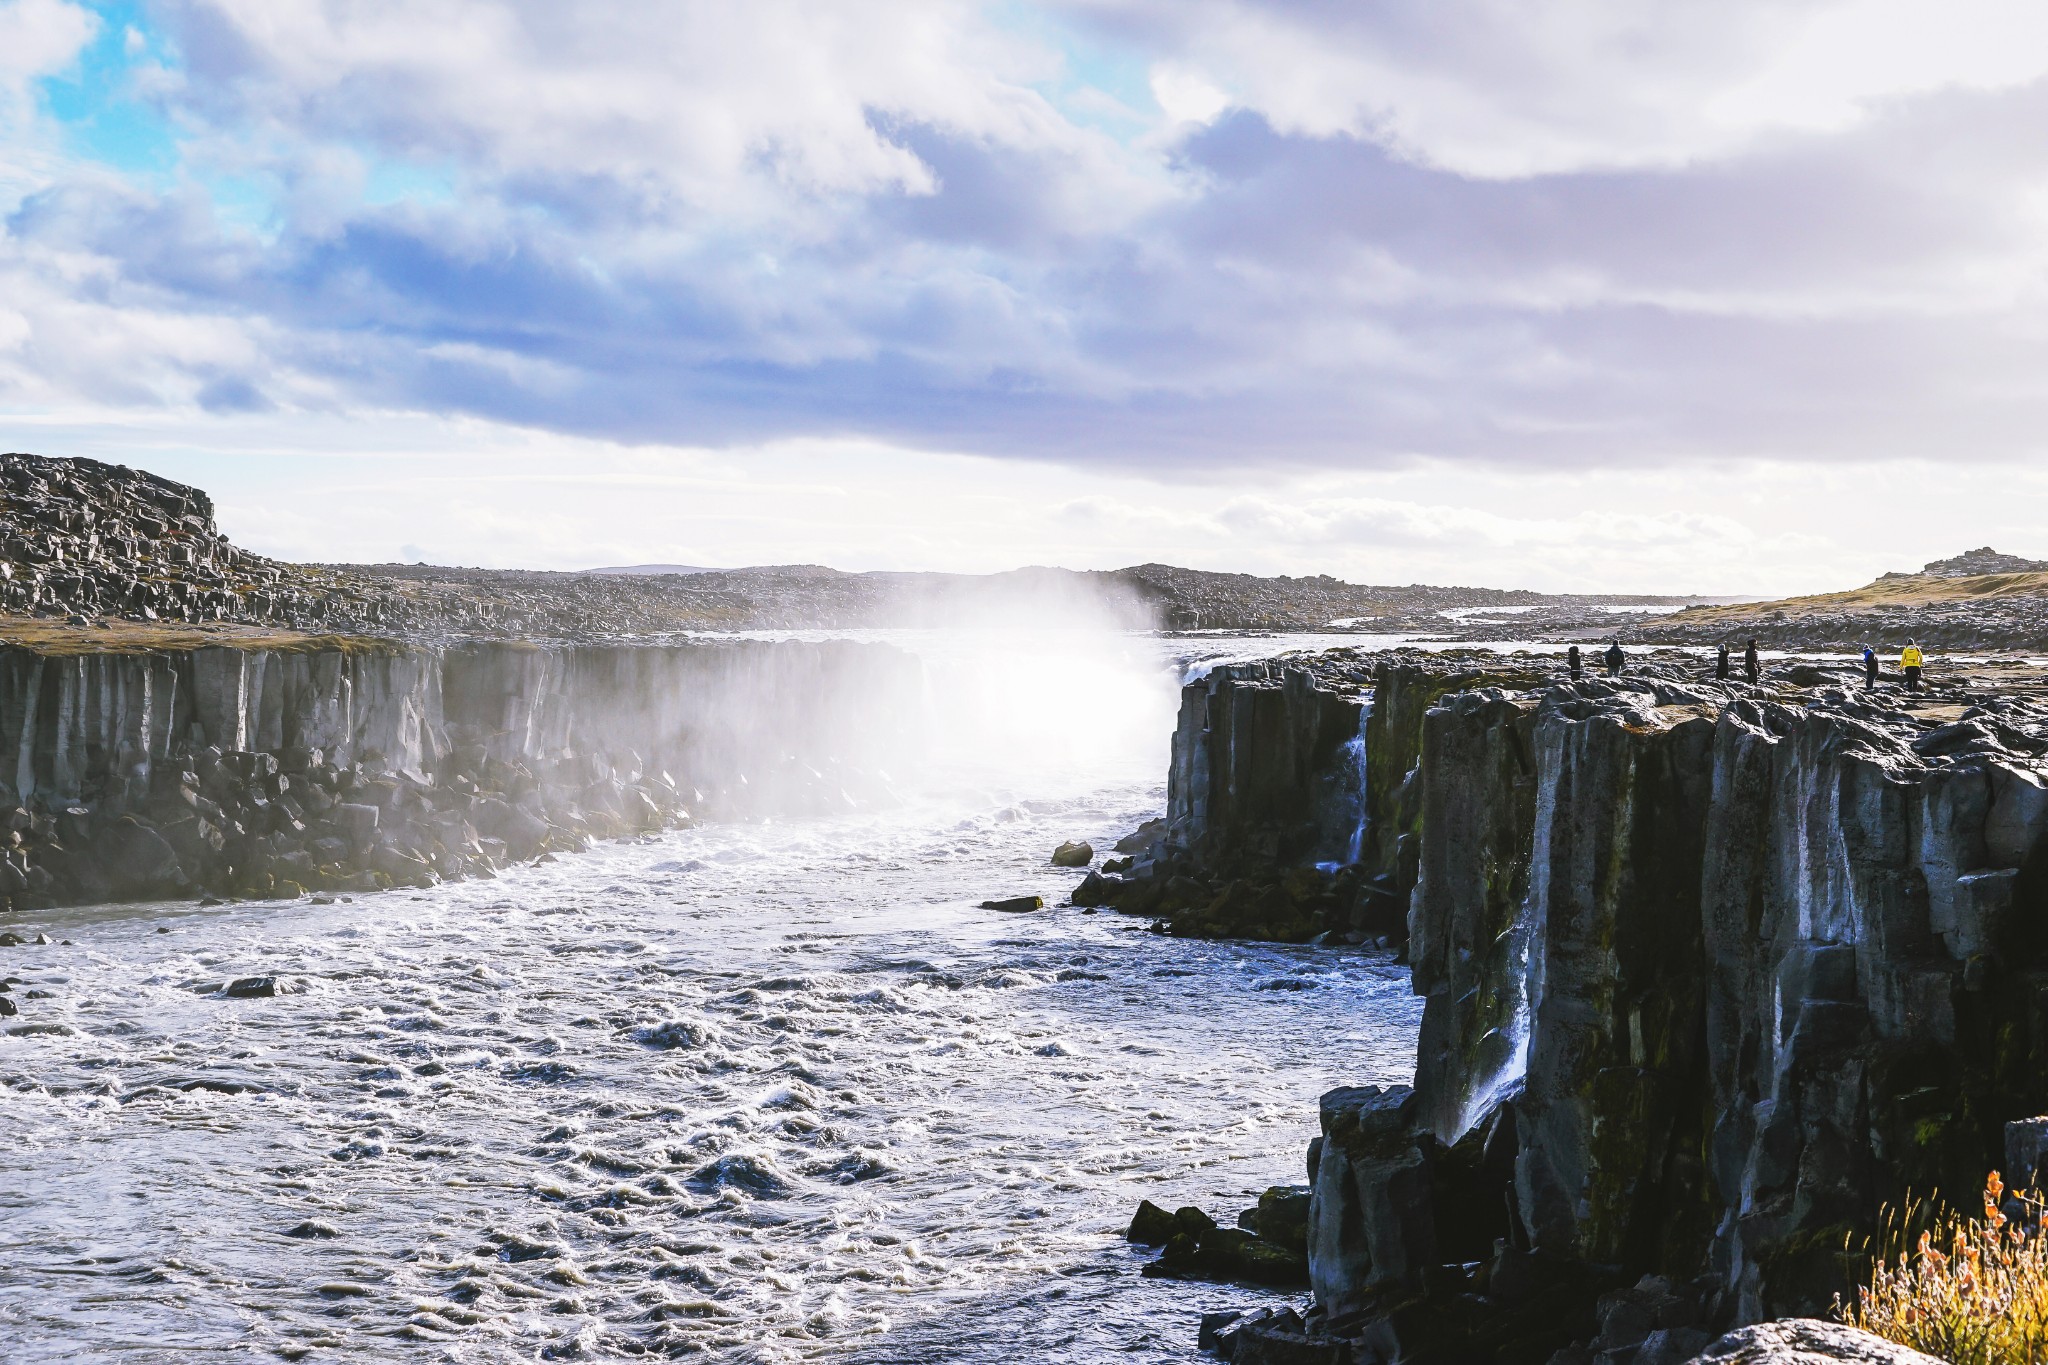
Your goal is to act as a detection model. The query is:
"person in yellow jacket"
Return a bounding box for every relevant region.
[1901,640,1925,692]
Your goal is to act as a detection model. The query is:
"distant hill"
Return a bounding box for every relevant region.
[1912,547,2048,578]
[583,564,721,576]
[1632,549,2048,651]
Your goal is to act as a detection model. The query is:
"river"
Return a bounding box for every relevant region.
[0,631,1424,1363]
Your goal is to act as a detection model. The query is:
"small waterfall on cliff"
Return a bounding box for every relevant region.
[1344,699,1371,865]
[1317,699,1373,871]
[1457,910,1534,1137]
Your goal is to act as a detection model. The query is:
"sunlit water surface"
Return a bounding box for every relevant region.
[1,632,1424,1363]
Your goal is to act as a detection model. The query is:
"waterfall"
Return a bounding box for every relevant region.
[1316,697,1373,872]
[1456,910,1533,1136]
[1343,698,1371,865]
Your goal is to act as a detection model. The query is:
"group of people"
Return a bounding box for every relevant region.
[1565,638,1928,690]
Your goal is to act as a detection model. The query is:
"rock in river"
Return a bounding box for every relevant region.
[979,895,1043,913]
[1050,840,1094,867]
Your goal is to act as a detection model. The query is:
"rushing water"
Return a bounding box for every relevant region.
[0,632,1423,1364]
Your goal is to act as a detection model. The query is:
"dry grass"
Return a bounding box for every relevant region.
[1839,1173,2048,1365]
[1676,571,2048,627]
[0,615,400,656]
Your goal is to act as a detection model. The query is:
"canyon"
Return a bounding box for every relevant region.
[2,448,2039,1364]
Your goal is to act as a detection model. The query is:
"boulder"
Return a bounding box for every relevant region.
[1238,1184,1311,1253]
[1070,870,1124,907]
[1685,1320,1944,1364]
[102,818,188,898]
[1135,1200,1309,1288]
[332,803,380,849]
[1114,818,1168,854]
[1127,1199,1177,1246]
[1051,840,1094,868]
[979,895,1043,913]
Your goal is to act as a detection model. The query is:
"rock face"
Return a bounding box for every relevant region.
[1077,651,1549,943]
[1169,652,2048,1361]
[1165,658,1369,870]
[0,637,920,909]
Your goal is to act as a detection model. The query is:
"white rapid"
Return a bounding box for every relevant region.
[0,631,1423,1364]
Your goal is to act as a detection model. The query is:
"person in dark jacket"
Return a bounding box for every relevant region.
[1716,644,1731,681]
[1604,639,1624,677]
[1567,644,1582,679]
[1863,645,1879,689]
[1744,639,1761,684]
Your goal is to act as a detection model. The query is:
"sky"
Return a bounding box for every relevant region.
[3,0,2048,593]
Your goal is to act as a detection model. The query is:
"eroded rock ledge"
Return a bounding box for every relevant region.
[1159,649,2048,1363]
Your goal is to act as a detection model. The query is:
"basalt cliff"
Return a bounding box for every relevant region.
[0,638,920,917]
[1111,648,2048,1364]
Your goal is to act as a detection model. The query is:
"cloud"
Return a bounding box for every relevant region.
[1080,0,2048,175]
[1,0,2047,487]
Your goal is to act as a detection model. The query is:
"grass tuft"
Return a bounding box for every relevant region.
[1839,1172,2048,1364]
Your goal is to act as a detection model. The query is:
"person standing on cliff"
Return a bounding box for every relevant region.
[1744,639,1761,684]
[1567,644,1582,679]
[1604,638,1624,677]
[1716,644,1731,681]
[1902,639,1925,691]
[1863,645,1879,689]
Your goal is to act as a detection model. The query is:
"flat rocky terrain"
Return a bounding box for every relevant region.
[11,448,2044,654]
[0,451,1715,644]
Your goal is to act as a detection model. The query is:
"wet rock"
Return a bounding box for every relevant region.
[222,976,277,999]
[1070,870,1125,907]
[1128,1199,1178,1246]
[683,1153,793,1199]
[1685,1320,1944,1364]
[1237,1185,1312,1252]
[285,1220,340,1239]
[1114,817,1169,855]
[979,895,1043,913]
[0,995,16,1016]
[1051,840,1094,867]
[1206,1307,1349,1365]
[1137,1200,1310,1288]
[630,1019,713,1050]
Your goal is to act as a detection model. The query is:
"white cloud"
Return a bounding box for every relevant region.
[1149,63,1229,126]
[171,0,1160,233]
[0,0,98,200]
[0,0,96,84]
[6,0,2048,568]
[1082,0,2048,176]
